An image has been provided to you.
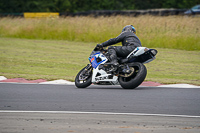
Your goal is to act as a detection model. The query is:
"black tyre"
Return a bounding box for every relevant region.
[119,62,147,89]
[75,66,92,88]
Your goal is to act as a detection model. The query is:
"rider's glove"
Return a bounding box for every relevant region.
[95,44,103,51]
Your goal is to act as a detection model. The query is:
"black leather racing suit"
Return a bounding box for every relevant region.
[101,31,142,63]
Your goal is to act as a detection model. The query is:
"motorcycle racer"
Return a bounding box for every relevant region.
[95,25,142,72]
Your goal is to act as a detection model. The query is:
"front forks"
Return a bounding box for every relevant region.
[79,64,92,81]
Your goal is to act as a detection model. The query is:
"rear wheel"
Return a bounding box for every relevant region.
[75,65,92,88]
[119,62,147,89]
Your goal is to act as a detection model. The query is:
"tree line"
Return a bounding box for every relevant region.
[0,0,199,13]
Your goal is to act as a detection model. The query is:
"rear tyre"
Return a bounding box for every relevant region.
[75,66,92,88]
[119,62,147,89]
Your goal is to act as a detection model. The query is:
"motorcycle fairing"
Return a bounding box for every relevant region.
[91,68,118,83]
[127,47,157,64]
[89,52,118,83]
[89,52,107,69]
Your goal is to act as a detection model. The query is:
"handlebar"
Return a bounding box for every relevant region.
[93,47,107,53]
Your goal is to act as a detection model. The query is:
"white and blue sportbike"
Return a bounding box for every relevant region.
[75,47,157,89]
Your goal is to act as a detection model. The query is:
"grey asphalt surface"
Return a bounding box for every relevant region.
[0,83,200,133]
[0,83,200,115]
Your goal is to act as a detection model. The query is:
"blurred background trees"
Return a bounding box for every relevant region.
[0,0,199,13]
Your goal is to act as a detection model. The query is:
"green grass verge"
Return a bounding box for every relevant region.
[0,38,200,85]
[0,16,200,51]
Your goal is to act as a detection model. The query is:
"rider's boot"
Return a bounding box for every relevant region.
[104,49,119,73]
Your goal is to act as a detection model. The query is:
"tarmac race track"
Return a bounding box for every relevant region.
[0,83,200,133]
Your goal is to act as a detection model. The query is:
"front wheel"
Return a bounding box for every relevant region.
[75,65,92,88]
[119,62,147,89]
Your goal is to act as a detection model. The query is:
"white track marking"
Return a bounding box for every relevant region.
[39,79,75,85]
[159,84,200,88]
[0,76,7,81]
[0,110,200,118]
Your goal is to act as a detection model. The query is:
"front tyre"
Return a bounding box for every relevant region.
[119,62,147,89]
[75,65,92,88]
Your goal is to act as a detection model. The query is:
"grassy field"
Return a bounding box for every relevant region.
[0,38,199,85]
[0,16,200,50]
